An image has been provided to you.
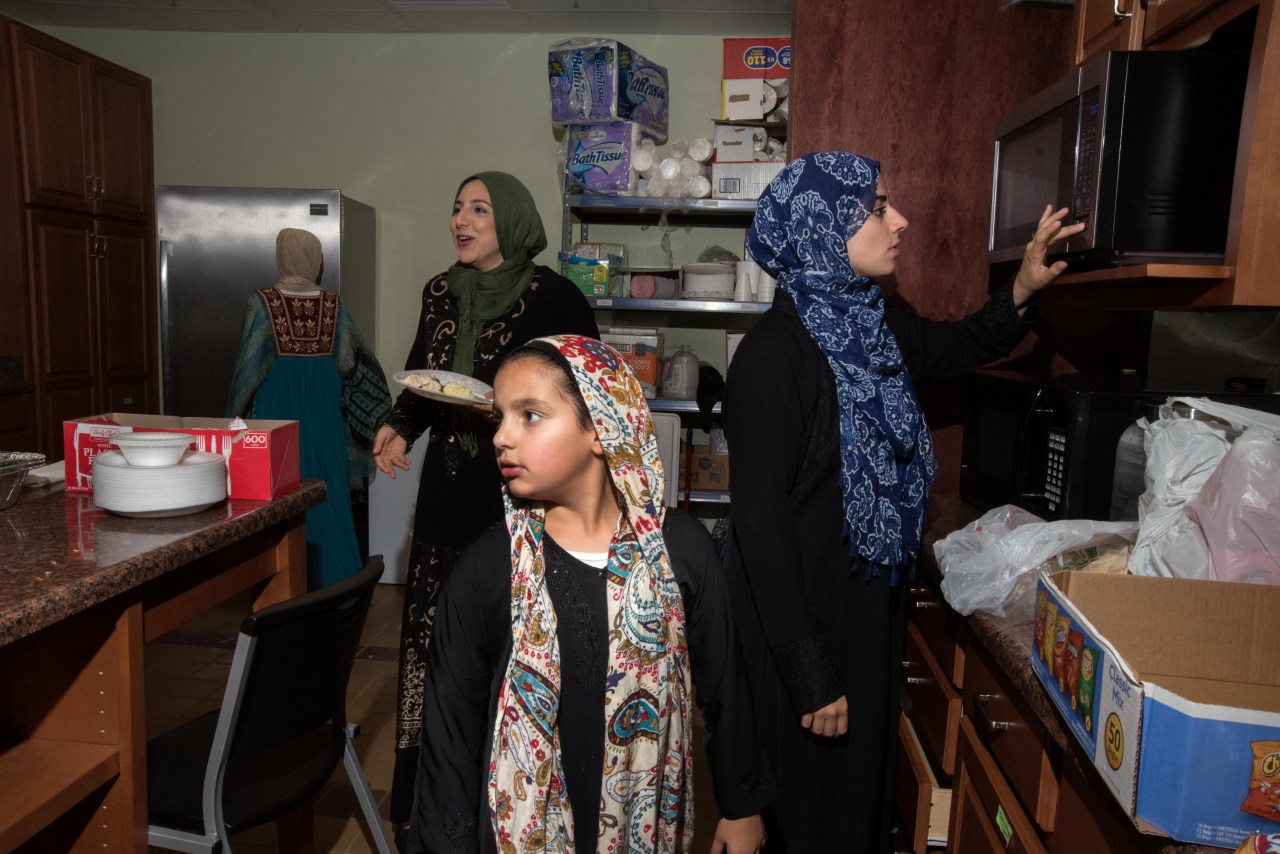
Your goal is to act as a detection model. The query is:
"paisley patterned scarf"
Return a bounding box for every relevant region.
[487,334,694,853]
[747,152,937,568]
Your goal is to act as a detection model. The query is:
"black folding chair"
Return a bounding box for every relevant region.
[146,556,394,853]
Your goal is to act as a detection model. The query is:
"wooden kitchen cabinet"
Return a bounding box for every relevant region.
[1073,0,1145,65]
[26,210,156,454]
[1144,0,1230,42]
[10,21,153,223]
[949,717,1048,854]
[2,14,158,459]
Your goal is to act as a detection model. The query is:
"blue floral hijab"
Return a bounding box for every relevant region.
[747,152,936,568]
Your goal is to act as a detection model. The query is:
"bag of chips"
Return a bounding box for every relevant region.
[1240,741,1280,822]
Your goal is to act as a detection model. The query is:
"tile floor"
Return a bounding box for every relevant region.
[144,582,720,853]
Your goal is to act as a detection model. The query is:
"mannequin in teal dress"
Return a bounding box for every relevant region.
[226,228,392,589]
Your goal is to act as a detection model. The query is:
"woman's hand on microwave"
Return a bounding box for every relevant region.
[1013,204,1087,310]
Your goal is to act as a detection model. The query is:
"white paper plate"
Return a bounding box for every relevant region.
[394,370,492,406]
[93,450,227,516]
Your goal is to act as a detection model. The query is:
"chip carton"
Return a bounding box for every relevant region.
[1031,571,1280,848]
[63,413,300,500]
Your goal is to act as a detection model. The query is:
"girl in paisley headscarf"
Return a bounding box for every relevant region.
[407,334,774,854]
[722,152,1082,851]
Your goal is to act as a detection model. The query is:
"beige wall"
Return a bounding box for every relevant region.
[40,27,730,375]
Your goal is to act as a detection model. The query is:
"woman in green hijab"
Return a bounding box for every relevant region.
[372,171,598,844]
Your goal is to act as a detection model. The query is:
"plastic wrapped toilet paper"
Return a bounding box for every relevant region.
[548,39,669,139]
[565,122,652,196]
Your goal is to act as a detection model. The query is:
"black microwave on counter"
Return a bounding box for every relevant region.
[959,371,1280,521]
[988,48,1249,269]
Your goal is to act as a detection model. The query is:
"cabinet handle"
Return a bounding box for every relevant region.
[905,676,928,686]
[95,176,105,199]
[86,174,95,201]
[99,236,107,257]
[913,599,942,610]
[972,692,1014,732]
[1113,0,1133,19]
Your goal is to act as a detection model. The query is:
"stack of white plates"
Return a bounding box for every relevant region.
[92,450,227,518]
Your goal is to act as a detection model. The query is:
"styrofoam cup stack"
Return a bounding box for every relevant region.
[658,157,681,181]
[689,175,711,198]
[668,139,689,160]
[688,137,713,162]
[734,261,755,301]
[646,176,668,197]
[632,148,656,175]
[679,158,704,180]
[756,269,777,303]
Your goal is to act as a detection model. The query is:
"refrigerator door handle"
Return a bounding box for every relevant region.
[159,240,174,413]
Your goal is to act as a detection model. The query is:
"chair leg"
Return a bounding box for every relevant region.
[274,798,315,853]
[345,725,396,854]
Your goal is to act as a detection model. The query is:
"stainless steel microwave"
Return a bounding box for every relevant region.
[988,49,1249,268]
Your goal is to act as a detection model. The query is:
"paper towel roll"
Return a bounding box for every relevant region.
[765,77,790,99]
[632,148,656,175]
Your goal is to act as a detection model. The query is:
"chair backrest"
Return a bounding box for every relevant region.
[209,556,384,828]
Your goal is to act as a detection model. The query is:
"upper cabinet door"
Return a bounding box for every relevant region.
[9,21,153,223]
[10,24,94,215]
[91,61,153,222]
[1144,0,1228,44]
[1073,0,1145,66]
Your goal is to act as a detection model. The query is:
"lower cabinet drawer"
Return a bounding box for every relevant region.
[947,717,1047,854]
[903,622,962,775]
[963,641,1059,832]
[896,711,951,854]
[908,581,965,689]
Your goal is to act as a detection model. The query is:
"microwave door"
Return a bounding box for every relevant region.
[1012,387,1051,516]
[989,99,1080,264]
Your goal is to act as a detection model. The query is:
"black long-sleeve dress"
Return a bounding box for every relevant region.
[383,266,599,823]
[407,511,776,853]
[721,283,1037,852]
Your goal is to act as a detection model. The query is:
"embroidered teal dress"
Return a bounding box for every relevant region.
[226,288,391,589]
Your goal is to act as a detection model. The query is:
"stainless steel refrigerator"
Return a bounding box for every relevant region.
[156,186,377,418]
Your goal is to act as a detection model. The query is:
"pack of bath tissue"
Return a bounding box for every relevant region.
[548,39,669,140]
[565,122,654,196]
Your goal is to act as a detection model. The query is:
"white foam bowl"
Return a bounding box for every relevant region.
[681,262,735,300]
[109,431,196,467]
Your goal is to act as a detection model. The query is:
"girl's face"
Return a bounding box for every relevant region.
[845,180,908,278]
[452,179,504,272]
[492,358,604,505]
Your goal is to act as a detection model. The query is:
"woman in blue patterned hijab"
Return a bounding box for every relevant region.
[747,151,932,568]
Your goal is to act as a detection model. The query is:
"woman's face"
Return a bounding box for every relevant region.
[845,181,908,278]
[491,358,604,506]
[452,179,504,272]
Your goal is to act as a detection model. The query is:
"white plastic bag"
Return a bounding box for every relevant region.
[936,504,1138,617]
[1130,397,1280,581]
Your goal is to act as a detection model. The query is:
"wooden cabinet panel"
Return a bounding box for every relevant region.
[1144,0,1229,43]
[28,211,95,386]
[1049,760,1167,853]
[0,392,39,452]
[90,62,152,222]
[963,640,1059,833]
[10,24,93,215]
[903,622,963,775]
[908,582,965,689]
[948,718,1048,854]
[96,220,155,412]
[1072,0,1146,65]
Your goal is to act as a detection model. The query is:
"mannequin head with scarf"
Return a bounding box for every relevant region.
[446,171,548,375]
[747,152,937,570]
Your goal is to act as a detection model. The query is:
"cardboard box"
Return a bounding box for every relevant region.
[601,329,663,398]
[723,37,791,79]
[713,123,763,161]
[63,413,300,500]
[712,160,786,200]
[1031,571,1280,848]
[682,443,730,492]
[722,79,773,121]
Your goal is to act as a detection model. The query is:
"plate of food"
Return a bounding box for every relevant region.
[394,370,492,406]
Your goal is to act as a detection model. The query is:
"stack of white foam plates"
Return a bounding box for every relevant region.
[92,450,227,518]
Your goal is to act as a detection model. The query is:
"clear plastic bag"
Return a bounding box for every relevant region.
[935,504,1138,618]
[1130,397,1280,582]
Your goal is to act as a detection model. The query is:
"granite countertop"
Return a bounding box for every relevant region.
[924,495,1232,854]
[0,479,326,646]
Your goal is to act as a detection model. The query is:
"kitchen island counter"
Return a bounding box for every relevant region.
[0,480,323,851]
[923,495,1233,854]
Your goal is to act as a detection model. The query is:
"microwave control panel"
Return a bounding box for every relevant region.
[1044,428,1068,513]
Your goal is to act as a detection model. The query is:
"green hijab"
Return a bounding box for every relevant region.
[445,171,547,375]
